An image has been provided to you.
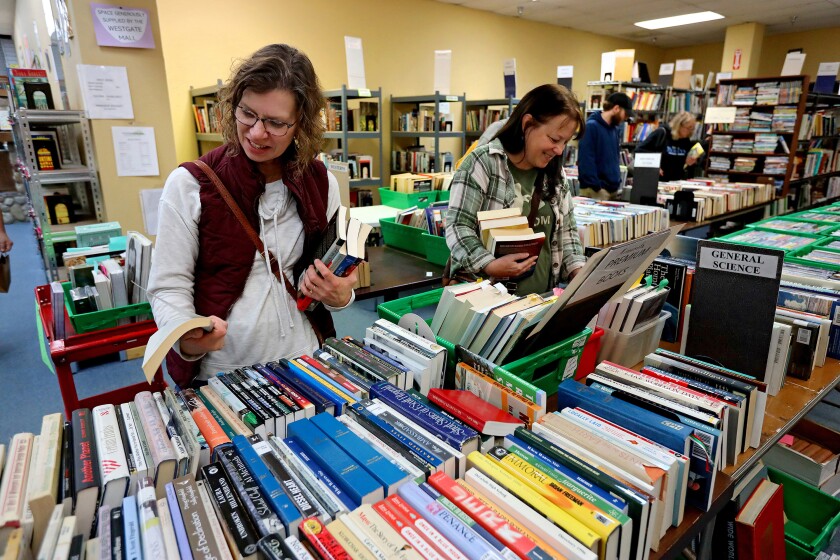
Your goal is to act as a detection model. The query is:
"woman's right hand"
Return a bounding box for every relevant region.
[484,253,539,279]
[179,315,228,356]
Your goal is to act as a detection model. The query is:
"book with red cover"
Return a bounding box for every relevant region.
[735,479,785,560]
[427,389,525,436]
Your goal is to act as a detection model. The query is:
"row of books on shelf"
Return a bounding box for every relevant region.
[804,144,840,177]
[715,80,803,106]
[397,203,448,237]
[711,133,789,154]
[0,338,782,560]
[322,100,379,132]
[392,150,455,174]
[390,171,453,193]
[192,100,222,135]
[316,151,376,180]
[713,106,798,133]
[656,179,775,221]
[709,154,790,175]
[665,91,704,114]
[465,107,511,132]
[624,89,664,112]
[799,108,840,140]
[620,121,656,144]
[394,107,454,133]
[573,198,670,247]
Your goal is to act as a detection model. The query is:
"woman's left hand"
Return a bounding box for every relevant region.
[686,155,698,166]
[301,259,357,308]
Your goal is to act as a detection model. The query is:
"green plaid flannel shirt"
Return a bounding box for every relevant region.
[445,139,586,286]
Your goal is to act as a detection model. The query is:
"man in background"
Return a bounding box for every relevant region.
[577,92,634,200]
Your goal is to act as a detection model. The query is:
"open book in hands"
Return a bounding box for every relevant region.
[142,315,214,383]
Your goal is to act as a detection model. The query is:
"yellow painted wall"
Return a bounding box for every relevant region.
[54,0,177,235]
[157,0,665,167]
[759,26,840,79]
[662,42,725,80]
[721,23,766,78]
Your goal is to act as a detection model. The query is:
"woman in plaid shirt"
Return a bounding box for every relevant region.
[446,84,586,294]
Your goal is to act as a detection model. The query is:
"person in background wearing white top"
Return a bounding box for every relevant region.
[147,44,356,387]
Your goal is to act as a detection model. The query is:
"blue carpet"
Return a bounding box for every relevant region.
[0,219,380,446]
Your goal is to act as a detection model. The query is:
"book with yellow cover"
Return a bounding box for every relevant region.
[488,445,627,560]
[466,451,601,558]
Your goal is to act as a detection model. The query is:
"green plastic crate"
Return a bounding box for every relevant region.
[379,187,437,209]
[380,217,426,255]
[789,210,840,225]
[62,282,152,334]
[767,466,840,556]
[716,227,821,253]
[436,190,451,202]
[422,233,450,266]
[747,217,840,237]
[786,245,840,271]
[377,287,591,394]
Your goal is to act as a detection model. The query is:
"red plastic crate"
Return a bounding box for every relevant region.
[576,326,604,380]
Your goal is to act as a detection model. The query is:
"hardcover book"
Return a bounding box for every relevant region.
[428,389,525,436]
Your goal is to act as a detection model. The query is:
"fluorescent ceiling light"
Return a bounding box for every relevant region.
[635,11,724,30]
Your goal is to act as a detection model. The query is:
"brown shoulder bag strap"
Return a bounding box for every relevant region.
[192,160,329,347]
[527,188,542,229]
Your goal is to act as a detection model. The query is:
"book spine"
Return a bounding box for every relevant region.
[369,382,479,449]
[180,388,232,454]
[350,504,423,560]
[129,402,155,476]
[242,366,301,418]
[314,351,375,392]
[195,479,235,560]
[337,415,426,483]
[0,432,33,528]
[232,434,303,533]
[299,516,352,560]
[199,386,254,437]
[110,507,125,560]
[91,404,130,505]
[368,405,455,470]
[200,463,260,557]
[69,409,99,501]
[396,483,495,560]
[427,390,485,432]
[386,493,468,560]
[428,471,554,560]
[218,372,273,434]
[311,412,409,494]
[282,438,356,512]
[207,377,259,429]
[347,402,442,472]
[216,445,285,538]
[113,406,138,491]
[324,338,396,382]
[60,421,73,513]
[248,437,323,521]
[372,500,448,560]
[157,497,181,560]
[120,403,149,488]
[286,418,383,507]
[122,494,141,560]
[273,360,340,415]
[134,392,176,483]
[172,474,226,560]
[290,358,360,402]
[234,369,289,430]
[96,505,111,559]
[258,532,314,560]
[252,363,316,416]
[136,477,167,559]
[300,355,364,397]
[327,518,381,560]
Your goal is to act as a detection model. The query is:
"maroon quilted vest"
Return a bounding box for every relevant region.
[165,145,335,387]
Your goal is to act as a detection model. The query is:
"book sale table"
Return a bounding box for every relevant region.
[649,344,840,560]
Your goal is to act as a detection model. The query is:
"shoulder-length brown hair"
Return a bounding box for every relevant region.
[495,84,585,197]
[218,44,325,179]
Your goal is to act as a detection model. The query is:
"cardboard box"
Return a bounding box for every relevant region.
[763,418,840,487]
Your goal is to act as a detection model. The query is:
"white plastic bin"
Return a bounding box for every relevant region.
[597,310,671,368]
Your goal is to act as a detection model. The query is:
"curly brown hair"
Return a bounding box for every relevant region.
[218,44,325,179]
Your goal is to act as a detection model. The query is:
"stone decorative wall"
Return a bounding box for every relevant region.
[1,192,28,224]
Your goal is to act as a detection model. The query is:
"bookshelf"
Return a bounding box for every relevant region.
[706,75,810,198]
[390,92,466,174]
[586,81,669,147]
[788,91,840,210]
[464,97,518,139]
[189,81,225,156]
[664,87,709,142]
[12,109,103,281]
[322,86,383,195]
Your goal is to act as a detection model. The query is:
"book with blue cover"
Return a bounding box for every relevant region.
[121,495,141,560]
[557,379,716,512]
[286,418,384,507]
[282,437,356,512]
[310,412,411,496]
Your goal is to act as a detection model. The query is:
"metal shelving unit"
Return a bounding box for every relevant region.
[464,97,519,138]
[391,92,466,173]
[13,109,103,281]
[322,85,383,191]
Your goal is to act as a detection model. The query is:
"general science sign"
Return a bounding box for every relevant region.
[91,4,155,49]
[698,246,779,278]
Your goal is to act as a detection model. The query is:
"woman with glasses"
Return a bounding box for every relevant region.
[148,44,355,387]
[636,111,700,182]
[446,84,587,295]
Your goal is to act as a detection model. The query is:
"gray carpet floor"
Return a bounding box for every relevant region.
[0,219,380,446]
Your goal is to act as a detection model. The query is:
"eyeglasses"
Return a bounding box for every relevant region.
[234,105,296,136]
